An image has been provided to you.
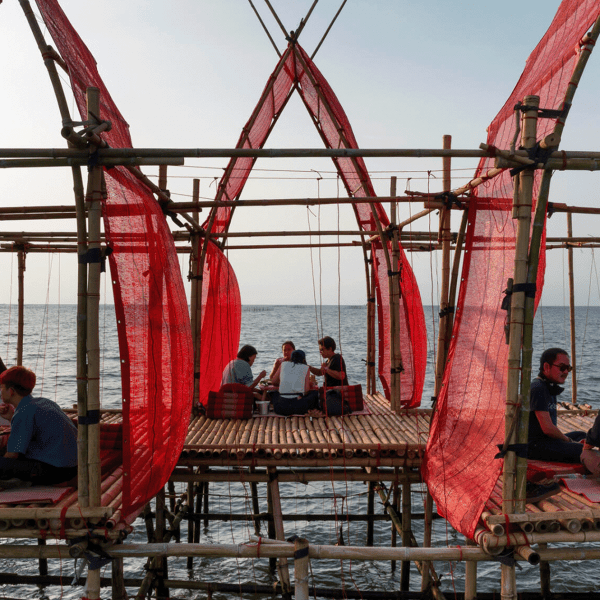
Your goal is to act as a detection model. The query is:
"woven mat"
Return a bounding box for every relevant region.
[0,486,73,505]
[527,459,587,479]
[560,477,600,503]
[254,406,371,418]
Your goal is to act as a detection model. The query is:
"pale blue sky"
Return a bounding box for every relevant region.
[1,1,599,308]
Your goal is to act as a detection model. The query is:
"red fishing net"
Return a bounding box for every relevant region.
[423,0,600,537]
[205,43,427,407]
[197,242,242,406]
[36,0,194,517]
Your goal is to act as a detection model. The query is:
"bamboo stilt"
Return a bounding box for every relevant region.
[366,481,374,546]
[267,467,292,599]
[400,469,411,591]
[294,537,310,600]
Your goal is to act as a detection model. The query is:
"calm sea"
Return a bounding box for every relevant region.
[0,303,598,598]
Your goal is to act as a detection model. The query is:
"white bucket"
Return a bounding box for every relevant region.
[256,400,270,416]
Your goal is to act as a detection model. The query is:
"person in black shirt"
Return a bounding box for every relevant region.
[528,347,585,463]
[309,336,348,387]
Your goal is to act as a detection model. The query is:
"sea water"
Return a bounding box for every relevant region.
[0,303,598,598]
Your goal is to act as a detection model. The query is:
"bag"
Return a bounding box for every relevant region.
[323,389,352,417]
[581,448,600,477]
[206,384,254,419]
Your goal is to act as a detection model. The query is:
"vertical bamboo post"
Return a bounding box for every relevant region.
[362,242,375,395]
[155,488,169,599]
[389,177,402,412]
[267,467,292,598]
[266,479,278,574]
[368,250,377,393]
[366,481,375,546]
[434,135,452,398]
[400,469,412,590]
[194,481,203,543]
[85,88,103,518]
[539,542,551,597]
[16,247,25,366]
[203,481,209,529]
[465,536,478,600]
[250,478,261,536]
[74,163,89,507]
[567,213,577,403]
[111,541,127,600]
[420,486,433,591]
[502,95,539,600]
[293,537,310,600]
[391,477,398,573]
[186,481,194,569]
[189,178,202,409]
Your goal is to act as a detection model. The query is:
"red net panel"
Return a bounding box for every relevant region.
[36,0,194,517]
[197,242,242,406]
[206,43,427,407]
[422,0,600,537]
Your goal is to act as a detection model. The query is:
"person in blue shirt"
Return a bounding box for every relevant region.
[0,366,78,488]
[221,345,266,391]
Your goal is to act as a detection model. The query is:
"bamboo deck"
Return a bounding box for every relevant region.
[180,392,430,467]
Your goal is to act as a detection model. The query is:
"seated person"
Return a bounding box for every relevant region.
[270,350,319,416]
[269,340,295,381]
[309,336,348,387]
[528,348,585,463]
[0,366,78,488]
[221,345,267,399]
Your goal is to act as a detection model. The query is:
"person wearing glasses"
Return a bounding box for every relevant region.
[528,347,586,463]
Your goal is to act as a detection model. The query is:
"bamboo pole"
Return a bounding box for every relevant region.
[389,178,402,412]
[400,468,412,591]
[16,247,25,366]
[85,88,103,521]
[268,467,291,596]
[567,212,577,403]
[501,95,540,600]
[294,537,310,600]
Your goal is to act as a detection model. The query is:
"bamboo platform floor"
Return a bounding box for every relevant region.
[181,392,430,468]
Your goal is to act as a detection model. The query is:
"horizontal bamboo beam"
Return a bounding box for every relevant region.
[1,145,600,161]
[178,457,422,468]
[0,506,113,520]
[0,157,184,169]
[170,469,423,483]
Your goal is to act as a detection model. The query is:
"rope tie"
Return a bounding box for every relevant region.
[455,545,463,561]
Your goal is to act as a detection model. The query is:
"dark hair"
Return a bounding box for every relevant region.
[282,340,295,351]
[237,345,258,363]
[318,336,336,351]
[290,350,306,365]
[539,347,569,376]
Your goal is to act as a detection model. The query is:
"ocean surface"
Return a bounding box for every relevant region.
[0,303,599,598]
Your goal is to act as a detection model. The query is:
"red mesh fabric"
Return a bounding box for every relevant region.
[197,242,242,406]
[205,43,426,407]
[36,0,194,517]
[422,0,600,537]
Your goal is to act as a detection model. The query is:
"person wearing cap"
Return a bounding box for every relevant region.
[270,349,319,416]
[0,366,77,487]
[221,344,267,390]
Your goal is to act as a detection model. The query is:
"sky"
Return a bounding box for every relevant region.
[1,0,600,308]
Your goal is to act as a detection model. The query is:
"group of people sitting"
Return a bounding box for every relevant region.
[221,336,350,416]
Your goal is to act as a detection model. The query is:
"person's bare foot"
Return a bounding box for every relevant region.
[307,409,325,418]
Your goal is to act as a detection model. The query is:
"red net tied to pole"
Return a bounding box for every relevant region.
[422,0,600,537]
[36,0,194,517]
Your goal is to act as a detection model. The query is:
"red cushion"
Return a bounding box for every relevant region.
[207,388,254,419]
[327,385,364,412]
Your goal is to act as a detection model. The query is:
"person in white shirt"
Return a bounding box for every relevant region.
[271,350,319,416]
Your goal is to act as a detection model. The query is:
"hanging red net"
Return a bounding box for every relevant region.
[422,0,600,537]
[196,241,242,406]
[205,43,427,407]
[36,0,194,517]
